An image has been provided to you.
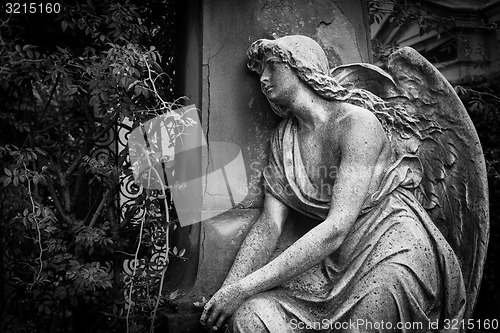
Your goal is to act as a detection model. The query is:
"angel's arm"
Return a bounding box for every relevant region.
[221,190,289,287]
[237,109,385,294]
[201,108,387,330]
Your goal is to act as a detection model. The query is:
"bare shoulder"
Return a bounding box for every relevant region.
[335,102,387,153]
[336,102,381,131]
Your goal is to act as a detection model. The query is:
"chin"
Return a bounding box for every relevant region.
[266,93,287,105]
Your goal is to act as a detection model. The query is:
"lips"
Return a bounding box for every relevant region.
[262,84,273,94]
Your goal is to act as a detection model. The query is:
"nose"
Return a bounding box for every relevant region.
[260,67,270,86]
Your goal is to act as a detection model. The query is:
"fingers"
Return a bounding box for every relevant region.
[200,300,213,325]
[201,299,224,331]
[207,311,228,332]
[213,313,228,332]
[206,305,220,329]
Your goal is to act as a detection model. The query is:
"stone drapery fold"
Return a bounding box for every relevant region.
[248,117,467,332]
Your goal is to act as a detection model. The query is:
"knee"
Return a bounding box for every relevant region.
[351,285,399,323]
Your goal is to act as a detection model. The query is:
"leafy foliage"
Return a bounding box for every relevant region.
[0,1,186,332]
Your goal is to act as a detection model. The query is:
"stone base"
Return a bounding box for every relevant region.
[163,208,319,332]
[164,208,259,333]
[164,311,204,333]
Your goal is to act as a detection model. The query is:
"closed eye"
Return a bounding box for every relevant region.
[265,57,281,70]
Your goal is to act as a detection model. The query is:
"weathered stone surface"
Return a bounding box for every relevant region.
[200,35,488,332]
[258,0,370,67]
[167,1,372,332]
[200,0,371,209]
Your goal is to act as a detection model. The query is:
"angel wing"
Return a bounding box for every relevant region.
[331,47,489,319]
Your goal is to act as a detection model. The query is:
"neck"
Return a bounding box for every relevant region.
[287,87,331,131]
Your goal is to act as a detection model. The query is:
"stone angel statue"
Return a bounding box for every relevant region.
[200,35,489,333]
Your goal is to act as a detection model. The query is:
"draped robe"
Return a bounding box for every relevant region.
[237,117,466,332]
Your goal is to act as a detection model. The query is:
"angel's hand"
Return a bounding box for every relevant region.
[199,281,250,332]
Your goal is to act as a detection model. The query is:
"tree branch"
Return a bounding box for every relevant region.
[39,72,61,122]
[69,133,94,210]
[64,152,84,180]
[92,110,120,142]
[466,88,500,102]
[89,188,113,228]
[58,170,72,213]
[47,181,72,224]
[119,205,139,229]
[70,165,85,212]
[38,117,86,133]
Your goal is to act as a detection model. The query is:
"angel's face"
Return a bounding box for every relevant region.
[260,57,300,106]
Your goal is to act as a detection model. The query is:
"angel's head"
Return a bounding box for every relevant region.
[247,35,345,117]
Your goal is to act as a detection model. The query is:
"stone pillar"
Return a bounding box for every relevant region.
[167,1,370,331]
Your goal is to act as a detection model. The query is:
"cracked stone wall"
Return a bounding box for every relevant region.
[201,0,370,211]
[166,1,372,324]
